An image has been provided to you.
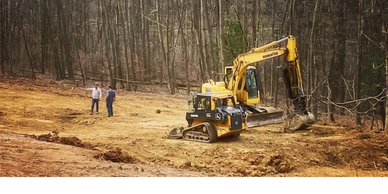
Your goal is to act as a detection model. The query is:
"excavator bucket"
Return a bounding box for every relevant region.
[282,96,315,131]
[284,112,315,132]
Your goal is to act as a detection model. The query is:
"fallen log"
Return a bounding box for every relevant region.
[113,77,199,88]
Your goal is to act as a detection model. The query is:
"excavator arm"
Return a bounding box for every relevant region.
[228,36,300,101]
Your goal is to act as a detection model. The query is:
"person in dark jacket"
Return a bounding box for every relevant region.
[106,85,116,117]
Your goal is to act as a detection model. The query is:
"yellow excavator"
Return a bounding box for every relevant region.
[168,35,315,143]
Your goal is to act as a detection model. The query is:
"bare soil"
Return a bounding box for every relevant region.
[1,77,388,177]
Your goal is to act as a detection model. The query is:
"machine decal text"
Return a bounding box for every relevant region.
[263,52,278,59]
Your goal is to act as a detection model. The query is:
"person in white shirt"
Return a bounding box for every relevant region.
[84,82,102,115]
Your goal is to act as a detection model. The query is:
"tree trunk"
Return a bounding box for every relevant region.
[309,0,319,119]
[218,0,224,72]
[22,23,36,79]
[121,1,132,91]
[270,0,276,101]
[385,50,388,131]
[356,0,363,125]
[56,0,74,80]
[251,0,257,48]
[337,0,347,115]
[289,0,296,34]
[193,0,206,83]
[115,4,123,88]
[384,22,388,130]
[101,0,114,87]
[380,0,388,131]
[180,1,190,95]
[328,50,336,123]
[40,0,49,75]
[203,1,217,75]
[156,0,168,88]
[0,0,6,74]
[128,0,137,90]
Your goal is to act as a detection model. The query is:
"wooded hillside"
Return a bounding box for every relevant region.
[0,0,387,128]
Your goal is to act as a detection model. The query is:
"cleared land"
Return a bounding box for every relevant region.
[1,77,387,177]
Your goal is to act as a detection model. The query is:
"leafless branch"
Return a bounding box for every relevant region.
[314,86,387,117]
[307,75,387,118]
[361,33,385,51]
[341,75,354,101]
[310,76,328,95]
[140,13,166,28]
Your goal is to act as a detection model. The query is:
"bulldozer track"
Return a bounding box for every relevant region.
[182,122,218,143]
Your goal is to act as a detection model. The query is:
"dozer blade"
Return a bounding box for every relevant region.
[284,112,315,132]
[246,111,285,127]
[167,126,184,139]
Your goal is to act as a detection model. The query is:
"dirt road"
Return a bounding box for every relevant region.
[1,77,388,177]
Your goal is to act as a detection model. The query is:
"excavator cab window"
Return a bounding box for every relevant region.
[224,66,233,83]
[216,98,229,107]
[196,96,211,111]
[222,98,228,106]
[245,68,259,99]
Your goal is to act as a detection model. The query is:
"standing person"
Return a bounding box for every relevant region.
[84,82,102,115]
[106,85,116,117]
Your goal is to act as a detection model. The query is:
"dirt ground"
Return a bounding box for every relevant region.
[1,77,388,177]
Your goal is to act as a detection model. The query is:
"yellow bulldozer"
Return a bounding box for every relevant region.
[168,35,315,143]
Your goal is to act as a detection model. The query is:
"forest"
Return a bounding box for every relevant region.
[0,0,387,129]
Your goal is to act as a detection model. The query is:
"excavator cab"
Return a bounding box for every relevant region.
[225,66,261,104]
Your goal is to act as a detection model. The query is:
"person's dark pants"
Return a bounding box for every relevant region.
[91,99,99,113]
[106,102,113,116]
